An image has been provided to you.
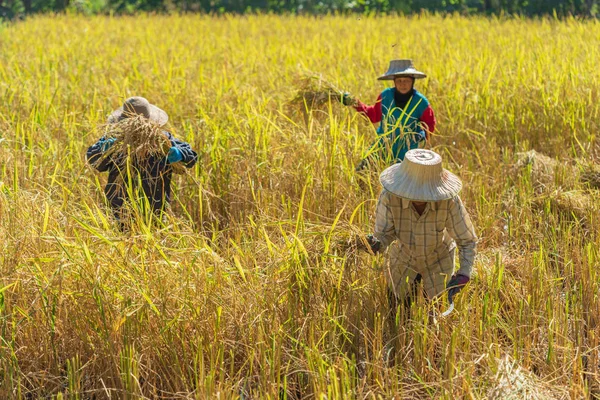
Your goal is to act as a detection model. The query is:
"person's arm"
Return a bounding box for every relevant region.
[372,190,397,250]
[165,133,198,168]
[354,94,383,124]
[445,196,478,277]
[86,137,115,172]
[419,105,436,140]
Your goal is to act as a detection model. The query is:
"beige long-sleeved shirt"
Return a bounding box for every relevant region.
[374,189,478,278]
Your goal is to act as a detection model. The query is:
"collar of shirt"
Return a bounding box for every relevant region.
[401,198,439,211]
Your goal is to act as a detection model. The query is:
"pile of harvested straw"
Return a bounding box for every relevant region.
[579,162,600,189]
[487,356,567,400]
[516,150,577,191]
[532,190,596,221]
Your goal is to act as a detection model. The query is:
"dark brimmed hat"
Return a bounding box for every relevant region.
[378,59,427,81]
[108,97,168,126]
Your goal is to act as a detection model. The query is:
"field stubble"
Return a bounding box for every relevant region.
[0,13,599,399]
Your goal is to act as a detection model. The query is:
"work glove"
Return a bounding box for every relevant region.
[100,138,116,151]
[446,274,470,304]
[355,158,370,172]
[341,92,356,106]
[357,234,381,254]
[167,147,183,164]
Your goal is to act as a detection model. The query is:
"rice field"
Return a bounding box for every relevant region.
[0,13,599,399]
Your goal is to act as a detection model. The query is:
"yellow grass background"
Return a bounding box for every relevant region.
[0,14,599,398]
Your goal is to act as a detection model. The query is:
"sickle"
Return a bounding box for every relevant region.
[440,302,455,317]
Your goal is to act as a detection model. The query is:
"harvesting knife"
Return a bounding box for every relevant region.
[440,302,454,317]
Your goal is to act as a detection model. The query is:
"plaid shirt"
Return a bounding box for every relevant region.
[374,189,477,298]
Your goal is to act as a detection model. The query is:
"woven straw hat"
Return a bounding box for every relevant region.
[378,59,427,81]
[379,149,462,201]
[108,97,168,126]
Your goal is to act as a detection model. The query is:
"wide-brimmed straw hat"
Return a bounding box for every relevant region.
[378,59,427,81]
[108,97,168,126]
[379,149,462,201]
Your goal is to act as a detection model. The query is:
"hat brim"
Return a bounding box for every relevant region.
[108,104,169,126]
[379,162,462,201]
[378,71,427,81]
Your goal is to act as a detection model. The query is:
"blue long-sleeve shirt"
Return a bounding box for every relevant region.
[86,131,197,214]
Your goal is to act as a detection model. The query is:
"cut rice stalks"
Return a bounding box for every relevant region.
[532,190,597,222]
[579,161,600,189]
[487,355,567,400]
[290,72,348,110]
[516,150,577,191]
[101,115,185,174]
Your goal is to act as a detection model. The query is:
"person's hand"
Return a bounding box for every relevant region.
[341,92,357,106]
[100,138,116,151]
[167,147,183,164]
[357,234,381,254]
[446,274,470,303]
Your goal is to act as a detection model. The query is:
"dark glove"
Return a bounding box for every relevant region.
[100,138,116,151]
[446,274,470,304]
[341,92,356,106]
[167,147,183,164]
[357,234,381,254]
[355,158,369,172]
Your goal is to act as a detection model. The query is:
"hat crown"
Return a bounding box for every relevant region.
[123,97,152,119]
[401,149,443,182]
[405,149,441,166]
[389,59,415,70]
[378,59,426,81]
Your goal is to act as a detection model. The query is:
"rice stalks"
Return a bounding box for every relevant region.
[516,150,576,191]
[487,355,567,400]
[532,190,596,222]
[104,115,171,162]
[290,72,347,109]
[579,162,600,189]
[103,115,185,174]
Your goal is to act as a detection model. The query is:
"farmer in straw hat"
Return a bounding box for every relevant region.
[362,149,477,317]
[86,97,198,223]
[344,59,436,169]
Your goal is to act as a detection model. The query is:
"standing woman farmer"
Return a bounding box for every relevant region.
[345,59,436,168]
[362,149,477,318]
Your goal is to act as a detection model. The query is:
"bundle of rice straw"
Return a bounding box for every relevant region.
[290,72,348,109]
[516,150,576,191]
[532,190,596,222]
[102,115,185,174]
[580,162,600,189]
[487,355,567,400]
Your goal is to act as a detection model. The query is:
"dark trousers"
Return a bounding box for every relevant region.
[388,273,423,318]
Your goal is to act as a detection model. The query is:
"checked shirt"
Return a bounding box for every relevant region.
[373,189,477,299]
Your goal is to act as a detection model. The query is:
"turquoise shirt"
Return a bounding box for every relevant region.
[373,88,430,163]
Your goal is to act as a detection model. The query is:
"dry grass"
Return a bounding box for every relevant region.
[1,13,600,399]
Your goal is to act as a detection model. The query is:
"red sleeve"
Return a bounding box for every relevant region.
[354,94,382,124]
[419,105,436,139]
